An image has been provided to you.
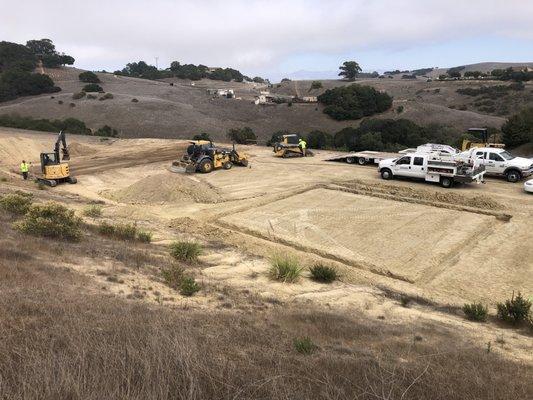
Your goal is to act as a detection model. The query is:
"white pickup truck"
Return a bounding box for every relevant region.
[458,147,533,182]
[378,151,485,188]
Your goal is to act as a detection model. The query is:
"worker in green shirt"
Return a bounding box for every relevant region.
[20,160,29,180]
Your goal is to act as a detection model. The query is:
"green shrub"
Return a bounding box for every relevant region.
[58,100,63,104]
[94,125,118,137]
[15,202,82,240]
[137,230,152,243]
[310,81,322,90]
[309,264,338,283]
[82,204,102,218]
[99,93,113,100]
[497,292,531,324]
[161,263,184,289]
[170,241,202,262]
[463,303,488,322]
[226,127,256,144]
[82,83,103,93]
[69,103,76,107]
[306,130,333,149]
[192,132,211,141]
[0,192,33,215]
[131,98,139,103]
[396,105,404,113]
[180,276,200,296]
[87,94,97,100]
[293,337,316,355]
[72,91,86,100]
[113,223,137,241]
[269,254,303,283]
[78,71,100,83]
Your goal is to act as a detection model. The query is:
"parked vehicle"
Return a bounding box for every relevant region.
[524,179,533,193]
[458,147,533,182]
[378,151,485,188]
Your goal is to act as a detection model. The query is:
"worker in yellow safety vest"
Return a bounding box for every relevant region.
[20,160,29,180]
[298,138,307,157]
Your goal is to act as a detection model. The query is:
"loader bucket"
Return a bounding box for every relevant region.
[170,160,196,174]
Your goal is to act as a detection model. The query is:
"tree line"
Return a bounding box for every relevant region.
[0,39,74,102]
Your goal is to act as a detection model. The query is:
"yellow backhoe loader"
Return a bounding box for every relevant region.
[37,131,77,187]
[171,140,249,173]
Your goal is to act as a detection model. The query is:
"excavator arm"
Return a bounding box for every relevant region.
[54,130,70,161]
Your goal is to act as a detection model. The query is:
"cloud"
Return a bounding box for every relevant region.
[1,0,532,76]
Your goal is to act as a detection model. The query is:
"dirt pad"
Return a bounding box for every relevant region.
[105,172,220,204]
[67,142,98,157]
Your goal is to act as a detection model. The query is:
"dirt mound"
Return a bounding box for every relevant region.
[106,172,220,204]
[340,179,503,210]
[68,142,98,157]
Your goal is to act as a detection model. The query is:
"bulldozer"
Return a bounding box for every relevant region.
[272,134,313,158]
[461,128,505,151]
[171,140,249,173]
[37,131,77,187]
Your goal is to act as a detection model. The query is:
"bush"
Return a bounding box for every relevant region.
[15,202,82,240]
[58,100,63,104]
[78,71,100,83]
[318,84,393,121]
[180,276,200,296]
[462,303,488,322]
[309,264,338,283]
[113,223,136,240]
[192,132,211,141]
[161,263,184,289]
[293,337,316,355]
[0,70,60,103]
[496,292,531,324]
[99,93,113,101]
[131,98,139,103]
[82,83,103,93]
[501,107,533,147]
[94,125,118,137]
[0,192,33,214]
[137,230,152,243]
[396,105,404,113]
[226,127,256,144]
[69,103,75,107]
[170,241,202,262]
[269,254,303,283]
[82,204,102,218]
[72,91,86,100]
[310,81,322,90]
[87,94,97,100]
[306,130,333,149]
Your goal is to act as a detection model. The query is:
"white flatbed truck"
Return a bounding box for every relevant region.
[378,151,485,188]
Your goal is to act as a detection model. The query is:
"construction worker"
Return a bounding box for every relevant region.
[298,137,307,157]
[20,160,29,180]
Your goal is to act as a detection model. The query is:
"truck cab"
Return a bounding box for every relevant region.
[459,147,533,182]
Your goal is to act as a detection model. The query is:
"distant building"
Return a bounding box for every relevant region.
[301,96,318,103]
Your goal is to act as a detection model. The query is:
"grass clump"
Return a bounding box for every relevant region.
[161,263,184,289]
[309,264,338,283]
[15,202,82,240]
[180,276,200,296]
[72,91,86,100]
[137,230,152,243]
[463,302,488,322]
[497,292,531,324]
[0,192,33,215]
[170,241,202,262]
[82,204,102,218]
[293,337,316,355]
[269,254,303,283]
[99,93,114,101]
[98,221,150,242]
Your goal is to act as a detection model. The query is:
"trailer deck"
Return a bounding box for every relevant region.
[324,150,401,165]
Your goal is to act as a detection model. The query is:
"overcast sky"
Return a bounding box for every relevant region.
[2,0,533,81]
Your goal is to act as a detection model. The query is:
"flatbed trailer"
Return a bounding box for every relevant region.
[324,150,403,165]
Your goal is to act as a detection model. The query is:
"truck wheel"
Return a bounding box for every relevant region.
[357,157,366,165]
[505,169,521,183]
[380,169,393,180]
[346,157,356,164]
[440,177,454,188]
[199,159,214,173]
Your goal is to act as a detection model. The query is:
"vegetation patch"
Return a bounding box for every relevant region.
[78,71,100,83]
[15,202,82,240]
[309,264,338,283]
[0,192,33,215]
[99,93,113,101]
[462,303,488,322]
[226,127,256,144]
[309,81,322,90]
[293,337,316,355]
[98,221,151,242]
[72,91,86,100]
[269,254,303,283]
[456,83,523,98]
[317,84,393,121]
[82,204,102,218]
[161,263,184,289]
[502,107,533,147]
[496,292,531,324]
[82,83,103,93]
[170,241,202,262]
[179,276,200,296]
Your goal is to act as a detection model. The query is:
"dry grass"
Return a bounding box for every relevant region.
[0,214,531,400]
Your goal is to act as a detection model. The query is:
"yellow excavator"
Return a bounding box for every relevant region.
[37,131,77,187]
[461,128,505,151]
[171,140,249,173]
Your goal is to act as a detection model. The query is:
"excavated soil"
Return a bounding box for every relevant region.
[105,172,220,204]
[67,142,98,157]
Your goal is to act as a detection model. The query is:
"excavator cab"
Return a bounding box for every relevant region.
[37,131,77,187]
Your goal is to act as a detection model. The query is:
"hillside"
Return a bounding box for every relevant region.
[0,63,532,142]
